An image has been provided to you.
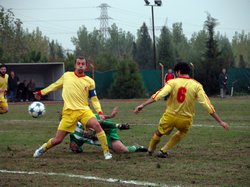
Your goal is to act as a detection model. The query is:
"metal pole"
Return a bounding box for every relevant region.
[151,6,157,70]
[159,63,164,87]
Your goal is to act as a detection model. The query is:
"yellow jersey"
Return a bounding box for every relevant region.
[152,76,215,118]
[41,72,102,113]
[0,74,8,99]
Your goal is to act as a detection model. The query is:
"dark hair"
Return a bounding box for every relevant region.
[174,62,191,74]
[0,63,7,69]
[75,56,87,64]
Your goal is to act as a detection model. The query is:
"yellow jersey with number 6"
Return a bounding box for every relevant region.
[152,76,215,118]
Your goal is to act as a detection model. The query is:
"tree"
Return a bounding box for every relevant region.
[232,31,250,68]
[106,24,134,58]
[109,58,145,99]
[216,34,234,68]
[134,22,153,69]
[157,26,175,68]
[172,22,189,62]
[94,52,118,71]
[202,13,221,95]
[188,30,207,79]
[0,7,25,63]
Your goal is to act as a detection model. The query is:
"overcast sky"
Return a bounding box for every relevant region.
[1,0,249,50]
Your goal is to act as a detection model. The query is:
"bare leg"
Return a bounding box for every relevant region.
[111,140,129,153]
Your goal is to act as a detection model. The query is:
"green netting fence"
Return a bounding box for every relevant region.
[86,68,250,98]
[228,68,250,95]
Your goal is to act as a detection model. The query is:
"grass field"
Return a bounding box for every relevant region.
[0,96,250,186]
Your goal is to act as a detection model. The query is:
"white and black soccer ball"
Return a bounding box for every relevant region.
[28,101,46,118]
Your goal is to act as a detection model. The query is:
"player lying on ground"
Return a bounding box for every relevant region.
[70,107,147,154]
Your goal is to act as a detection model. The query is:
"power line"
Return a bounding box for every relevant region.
[11,6,95,10]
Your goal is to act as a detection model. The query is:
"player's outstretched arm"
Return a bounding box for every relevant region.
[104,107,119,119]
[134,98,155,114]
[210,112,229,130]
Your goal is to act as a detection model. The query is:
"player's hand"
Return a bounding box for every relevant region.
[134,104,144,114]
[220,121,229,130]
[99,114,105,122]
[110,107,119,118]
[34,91,41,100]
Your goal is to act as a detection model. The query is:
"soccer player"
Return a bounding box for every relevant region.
[0,63,9,114]
[70,107,147,154]
[134,62,229,158]
[33,56,112,160]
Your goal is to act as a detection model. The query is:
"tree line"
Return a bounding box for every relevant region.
[1,6,250,97]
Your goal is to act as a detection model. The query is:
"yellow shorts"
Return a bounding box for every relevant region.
[58,109,95,133]
[0,97,8,108]
[158,112,193,135]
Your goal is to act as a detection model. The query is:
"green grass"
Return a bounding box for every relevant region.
[0,96,250,186]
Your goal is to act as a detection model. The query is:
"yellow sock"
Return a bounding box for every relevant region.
[43,138,54,151]
[162,131,186,152]
[148,133,161,152]
[96,131,109,154]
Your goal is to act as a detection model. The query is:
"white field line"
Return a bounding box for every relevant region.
[0,169,174,187]
[0,119,249,129]
[140,124,250,128]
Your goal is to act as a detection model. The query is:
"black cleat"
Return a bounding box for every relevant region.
[157,150,168,158]
[136,146,148,152]
[118,123,130,130]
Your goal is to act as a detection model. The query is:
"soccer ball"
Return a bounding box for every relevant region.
[28,101,46,118]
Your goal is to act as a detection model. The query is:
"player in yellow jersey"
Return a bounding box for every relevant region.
[0,63,9,114]
[33,57,112,160]
[134,62,229,158]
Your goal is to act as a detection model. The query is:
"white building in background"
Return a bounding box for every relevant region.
[6,62,65,101]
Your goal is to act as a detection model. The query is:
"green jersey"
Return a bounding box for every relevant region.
[69,115,121,152]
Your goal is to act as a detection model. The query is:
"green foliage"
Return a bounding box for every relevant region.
[188,31,207,81]
[72,26,105,59]
[94,52,118,71]
[172,22,190,62]
[0,7,25,63]
[0,7,64,63]
[232,31,250,68]
[109,58,146,98]
[217,34,235,68]
[157,26,175,68]
[64,53,75,71]
[106,24,135,58]
[49,40,64,62]
[201,13,221,95]
[134,22,153,69]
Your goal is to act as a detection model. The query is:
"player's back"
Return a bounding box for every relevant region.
[166,77,202,118]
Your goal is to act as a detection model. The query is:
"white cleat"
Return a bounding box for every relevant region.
[33,144,46,158]
[104,152,112,160]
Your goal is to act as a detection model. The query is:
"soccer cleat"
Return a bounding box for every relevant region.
[104,152,112,160]
[136,146,148,152]
[157,150,168,158]
[33,144,46,158]
[148,151,153,156]
[117,123,130,130]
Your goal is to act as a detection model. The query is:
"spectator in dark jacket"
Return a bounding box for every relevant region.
[8,71,19,102]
